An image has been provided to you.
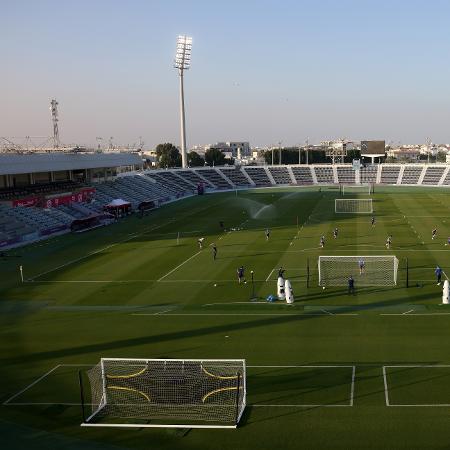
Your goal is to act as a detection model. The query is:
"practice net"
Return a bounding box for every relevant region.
[342,184,372,196]
[318,256,399,287]
[82,358,246,428]
[335,198,373,213]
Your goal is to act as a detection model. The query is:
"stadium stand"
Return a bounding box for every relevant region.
[313,166,334,184]
[0,181,81,201]
[291,166,314,185]
[400,166,423,185]
[337,166,355,184]
[195,169,234,189]
[380,165,401,184]
[421,166,446,185]
[360,165,378,184]
[3,162,450,250]
[243,167,272,186]
[218,167,252,187]
[268,167,293,185]
[176,170,215,189]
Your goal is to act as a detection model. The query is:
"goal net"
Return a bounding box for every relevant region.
[318,256,399,287]
[335,198,373,213]
[81,358,246,429]
[342,184,371,196]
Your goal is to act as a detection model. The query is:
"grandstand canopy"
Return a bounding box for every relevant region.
[0,153,142,176]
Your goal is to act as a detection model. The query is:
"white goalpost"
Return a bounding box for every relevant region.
[335,198,373,213]
[318,256,399,287]
[342,184,372,196]
[81,358,246,429]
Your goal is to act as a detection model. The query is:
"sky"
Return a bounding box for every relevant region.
[2,0,450,149]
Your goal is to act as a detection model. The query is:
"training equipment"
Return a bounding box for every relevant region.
[318,256,399,287]
[335,198,373,214]
[82,358,246,429]
[443,280,449,304]
[277,277,285,300]
[342,184,372,196]
[285,279,294,304]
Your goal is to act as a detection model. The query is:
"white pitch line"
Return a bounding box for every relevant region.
[131,313,359,317]
[384,365,450,368]
[382,366,390,406]
[28,221,173,281]
[3,365,61,405]
[248,365,355,368]
[265,268,275,282]
[251,404,350,407]
[402,309,415,315]
[350,366,356,406]
[157,251,202,282]
[380,313,450,316]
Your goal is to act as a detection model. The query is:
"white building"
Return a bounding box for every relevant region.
[189,142,251,159]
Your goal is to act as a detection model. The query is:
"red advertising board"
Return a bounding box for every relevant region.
[11,187,96,208]
[12,197,41,207]
[44,188,95,208]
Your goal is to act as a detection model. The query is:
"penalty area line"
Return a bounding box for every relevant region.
[157,251,202,282]
[3,365,61,405]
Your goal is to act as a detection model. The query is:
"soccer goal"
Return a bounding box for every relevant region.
[335,198,373,213]
[342,184,372,196]
[81,358,246,429]
[318,256,399,287]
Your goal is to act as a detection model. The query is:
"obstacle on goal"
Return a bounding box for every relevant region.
[341,184,372,196]
[318,256,399,287]
[335,198,373,214]
[79,358,246,429]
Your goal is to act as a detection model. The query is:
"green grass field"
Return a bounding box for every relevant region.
[2,186,450,449]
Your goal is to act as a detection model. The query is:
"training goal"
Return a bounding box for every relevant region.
[80,358,246,429]
[318,255,399,287]
[335,198,373,213]
[342,184,372,196]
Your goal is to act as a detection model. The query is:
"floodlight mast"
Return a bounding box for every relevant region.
[50,99,60,148]
[174,35,192,169]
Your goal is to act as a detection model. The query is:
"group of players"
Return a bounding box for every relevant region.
[196,217,447,290]
[318,216,393,249]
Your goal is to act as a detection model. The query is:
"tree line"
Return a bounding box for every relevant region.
[153,143,234,168]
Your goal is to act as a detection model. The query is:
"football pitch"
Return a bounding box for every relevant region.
[2,186,450,449]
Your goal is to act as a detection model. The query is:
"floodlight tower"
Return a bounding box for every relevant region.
[174,35,192,169]
[50,99,60,148]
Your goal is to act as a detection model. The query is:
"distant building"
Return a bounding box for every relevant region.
[189,142,250,159]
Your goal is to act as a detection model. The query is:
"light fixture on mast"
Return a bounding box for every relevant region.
[174,35,192,169]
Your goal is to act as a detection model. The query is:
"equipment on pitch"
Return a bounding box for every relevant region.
[443,280,449,305]
[81,358,246,429]
[318,256,399,287]
[342,184,372,196]
[335,198,373,214]
[285,279,294,304]
[277,277,286,300]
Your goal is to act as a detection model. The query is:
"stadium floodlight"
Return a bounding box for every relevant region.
[335,198,373,214]
[80,358,246,429]
[318,255,399,287]
[174,35,193,169]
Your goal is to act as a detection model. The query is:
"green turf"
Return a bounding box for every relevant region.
[2,186,450,449]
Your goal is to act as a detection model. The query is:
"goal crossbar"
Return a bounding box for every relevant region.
[81,358,246,429]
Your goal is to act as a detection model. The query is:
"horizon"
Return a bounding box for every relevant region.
[2,0,450,149]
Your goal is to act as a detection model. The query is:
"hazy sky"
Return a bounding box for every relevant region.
[2,0,450,148]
